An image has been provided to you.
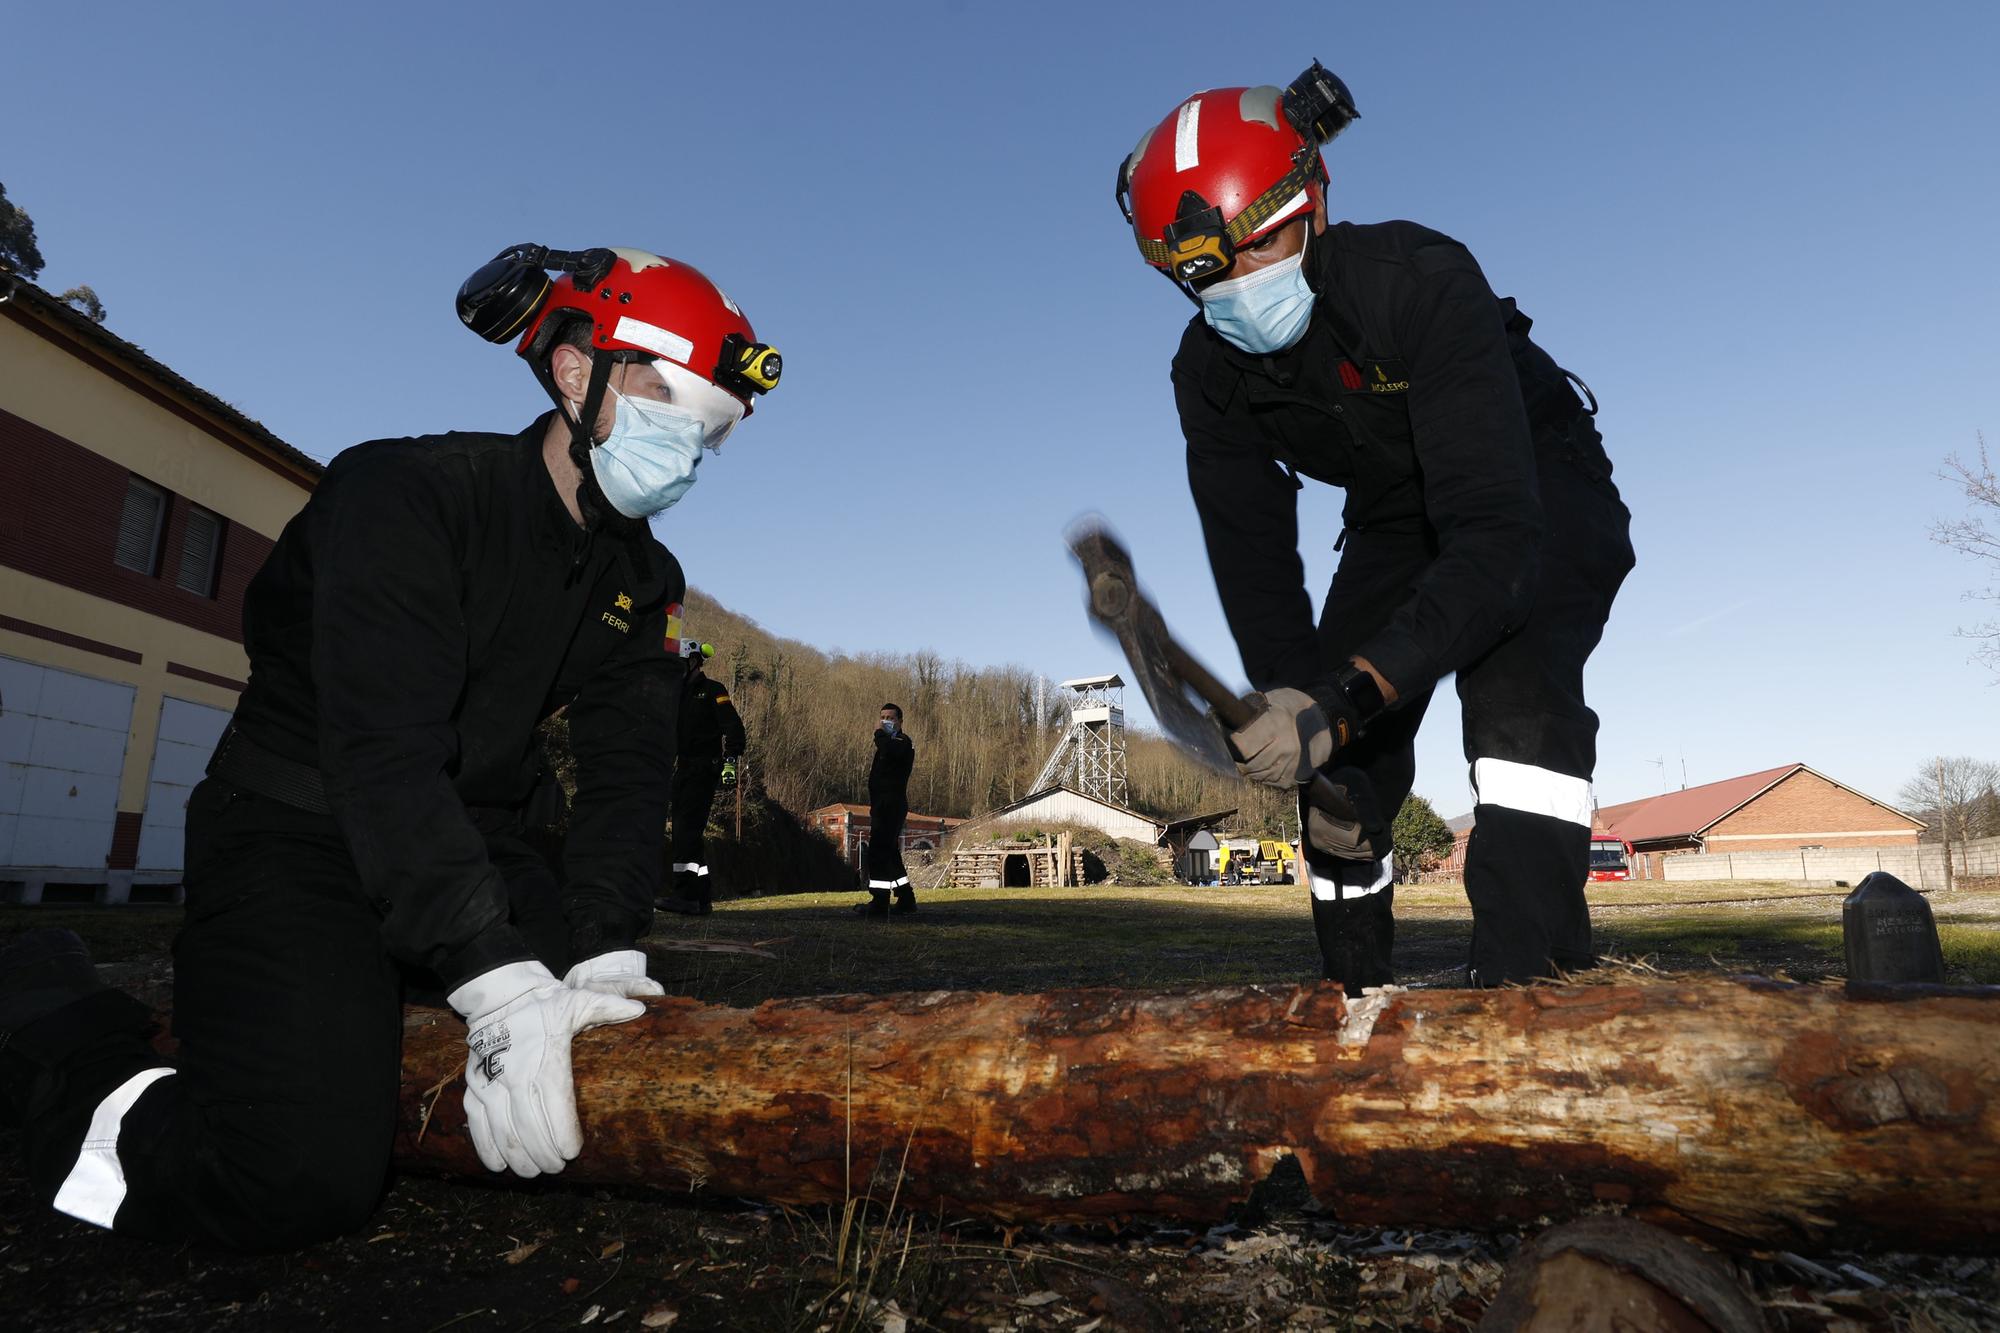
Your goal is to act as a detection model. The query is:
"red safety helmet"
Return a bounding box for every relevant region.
[517,248,779,413]
[1116,62,1359,289]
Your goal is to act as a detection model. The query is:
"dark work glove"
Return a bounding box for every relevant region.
[1227,688,1332,788]
[1303,766,1391,862]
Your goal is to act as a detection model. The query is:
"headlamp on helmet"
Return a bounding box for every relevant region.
[1162,193,1233,282]
[717,333,782,398]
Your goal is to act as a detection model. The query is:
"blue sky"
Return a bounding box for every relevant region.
[6,1,1997,815]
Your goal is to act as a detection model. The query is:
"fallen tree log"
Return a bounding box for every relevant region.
[389,977,2000,1253]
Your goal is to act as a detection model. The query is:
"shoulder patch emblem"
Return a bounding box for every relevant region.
[614,592,634,613]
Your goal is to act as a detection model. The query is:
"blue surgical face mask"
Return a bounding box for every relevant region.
[588,390,707,519]
[880,718,898,736]
[1198,242,1315,355]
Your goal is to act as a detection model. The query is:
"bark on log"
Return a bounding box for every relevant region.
[389,978,2000,1253]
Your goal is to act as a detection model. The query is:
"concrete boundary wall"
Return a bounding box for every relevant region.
[1662,835,2000,888]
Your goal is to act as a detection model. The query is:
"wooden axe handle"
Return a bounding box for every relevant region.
[1164,643,1361,827]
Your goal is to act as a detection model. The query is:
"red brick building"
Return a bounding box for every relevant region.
[2,280,321,902]
[1441,763,1924,881]
[807,804,966,877]
[1596,764,1923,880]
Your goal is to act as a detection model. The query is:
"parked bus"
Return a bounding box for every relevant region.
[1588,831,1634,882]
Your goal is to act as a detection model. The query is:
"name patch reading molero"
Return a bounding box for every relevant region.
[1337,360,1410,395]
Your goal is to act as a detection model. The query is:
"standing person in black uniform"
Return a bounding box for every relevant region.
[0,245,781,1250]
[661,640,746,916]
[856,704,917,918]
[1115,66,1633,989]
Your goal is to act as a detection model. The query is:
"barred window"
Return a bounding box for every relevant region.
[114,476,166,574]
[175,505,224,596]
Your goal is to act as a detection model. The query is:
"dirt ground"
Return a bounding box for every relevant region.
[4,882,1999,1331]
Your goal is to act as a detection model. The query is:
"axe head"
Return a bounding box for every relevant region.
[1067,518,1237,776]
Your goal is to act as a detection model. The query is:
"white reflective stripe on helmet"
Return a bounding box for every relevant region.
[1470,758,1593,827]
[51,1067,176,1228]
[1174,96,1202,171]
[1260,188,1311,232]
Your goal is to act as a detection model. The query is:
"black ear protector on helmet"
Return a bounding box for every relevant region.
[456,244,617,344]
[1282,60,1359,147]
[1115,59,1359,305]
[456,243,640,471]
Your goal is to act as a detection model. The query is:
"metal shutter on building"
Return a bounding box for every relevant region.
[115,477,165,574]
[0,654,137,875]
[135,696,232,872]
[175,505,223,595]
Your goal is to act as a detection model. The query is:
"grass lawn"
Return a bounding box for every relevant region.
[643,879,2000,997]
[3,880,1998,1331]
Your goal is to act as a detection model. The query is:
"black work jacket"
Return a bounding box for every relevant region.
[1174,220,1590,701]
[678,669,746,760]
[232,413,681,989]
[869,730,914,807]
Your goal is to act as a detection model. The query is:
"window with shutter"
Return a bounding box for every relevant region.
[115,477,166,574]
[176,505,224,596]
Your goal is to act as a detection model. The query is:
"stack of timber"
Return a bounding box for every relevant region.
[388,976,2000,1253]
[944,833,1085,888]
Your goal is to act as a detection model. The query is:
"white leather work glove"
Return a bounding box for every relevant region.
[1227,687,1334,789]
[448,960,646,1178]
[563,948,665,1000]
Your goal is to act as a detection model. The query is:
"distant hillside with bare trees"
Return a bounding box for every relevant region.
[676,588,1294,831]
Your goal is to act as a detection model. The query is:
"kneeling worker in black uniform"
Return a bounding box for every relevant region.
[0,244,781,1250]
[661,639,746,916]
[1114,65,1633,989]
[857,704,917,917]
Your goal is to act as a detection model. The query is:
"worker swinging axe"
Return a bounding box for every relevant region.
[1067,518,1365,836]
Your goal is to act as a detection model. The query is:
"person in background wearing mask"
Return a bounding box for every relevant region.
[1115,67,1632,990]
[0,246,779,1251]
[660,639,746,916]
[856,704,916,918]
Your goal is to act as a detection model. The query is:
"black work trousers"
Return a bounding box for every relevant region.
[864,801,909,894]
[1313,420,1634,986]
[16,779,569,1252]
[668,759,721,903]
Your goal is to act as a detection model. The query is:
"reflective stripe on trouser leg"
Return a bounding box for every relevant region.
[1465,758,1595,983]
[1309,886,1396,990]
[671,863,710,876]
[50,1067,176,1228]
[866,877,910,890]
[1469,758,1593,826]
[1307,853,1393,902]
